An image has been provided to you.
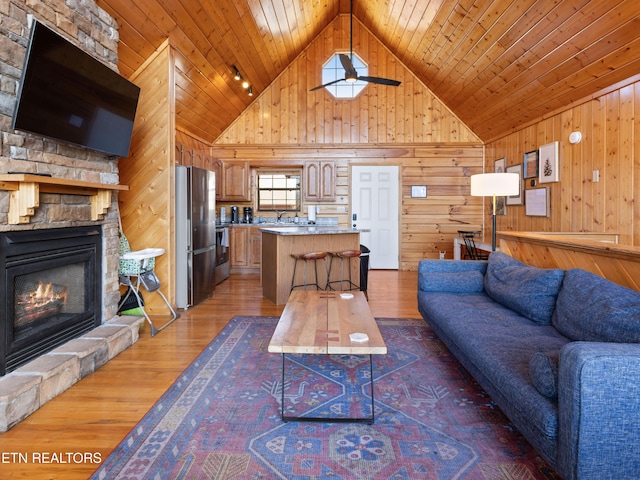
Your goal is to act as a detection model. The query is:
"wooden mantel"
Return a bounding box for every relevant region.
[498,231,640,292]
[0,174,128,224]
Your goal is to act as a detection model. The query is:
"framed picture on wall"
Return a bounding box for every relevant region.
[505,163,524,205]
[525,187,550,217]
[539,141,559,183]
[493,157,507,215]
[524,150,539,178]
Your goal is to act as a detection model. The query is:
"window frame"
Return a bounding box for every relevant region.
[256,169,302,213]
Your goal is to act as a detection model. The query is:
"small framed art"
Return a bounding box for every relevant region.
[411,185,427,198]
[539,141,559,183]
[525,187,550,217]
[524,150,539,179]
[505,163,524,205]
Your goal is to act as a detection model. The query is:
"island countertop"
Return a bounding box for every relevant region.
[261,228,360,305]
[259,225,357,235]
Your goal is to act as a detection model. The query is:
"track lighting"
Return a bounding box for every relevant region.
[232,65,241,81]
[231,64,252,95]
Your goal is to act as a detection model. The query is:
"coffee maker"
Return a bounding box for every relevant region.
[243,207,253,224]
[230,206,239,224]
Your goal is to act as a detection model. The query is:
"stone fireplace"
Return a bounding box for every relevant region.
[1,226,103,375]
[0,0,145,431]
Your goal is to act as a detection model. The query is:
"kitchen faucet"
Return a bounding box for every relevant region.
[276,210,286,222]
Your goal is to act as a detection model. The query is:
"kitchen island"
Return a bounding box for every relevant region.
[261,226,360,305]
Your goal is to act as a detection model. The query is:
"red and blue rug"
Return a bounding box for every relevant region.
[91,316,558,479]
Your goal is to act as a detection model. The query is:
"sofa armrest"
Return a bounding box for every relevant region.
[558,342,640,480]
[417,260,487,294]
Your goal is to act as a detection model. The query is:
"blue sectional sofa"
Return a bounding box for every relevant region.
[417,252,640,480]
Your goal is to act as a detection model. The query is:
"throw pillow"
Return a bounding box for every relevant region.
[552,269,640,343]
[529,351,559,399]
[419,270,485,294]
[484,252,565,325]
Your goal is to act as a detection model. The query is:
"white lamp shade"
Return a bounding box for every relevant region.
[470,173,520,197]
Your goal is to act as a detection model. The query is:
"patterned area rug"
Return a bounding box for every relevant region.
[92,316,559,479]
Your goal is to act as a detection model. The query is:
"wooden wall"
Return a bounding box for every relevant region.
[486,78,640,247]
[215,15,480,146]
[119,41,176,312]
[204,14,483,271]
[209,144,483,270]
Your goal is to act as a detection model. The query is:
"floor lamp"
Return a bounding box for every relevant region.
[470,173,520,251]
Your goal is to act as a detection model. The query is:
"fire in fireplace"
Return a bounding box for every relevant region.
[0,226,102,375]
[16,280,69,325]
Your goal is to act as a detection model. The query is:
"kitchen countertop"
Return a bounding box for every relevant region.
[259,226,358,235]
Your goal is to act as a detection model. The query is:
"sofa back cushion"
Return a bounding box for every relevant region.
[552,269,640,342]
[419,270,485,294]
[484,252,565,325]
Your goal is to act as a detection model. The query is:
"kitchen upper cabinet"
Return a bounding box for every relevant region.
[304,161,335,201]
[211,159,223,200]
[222,161,250,201]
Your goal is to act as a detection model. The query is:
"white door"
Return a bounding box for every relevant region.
[351,165,400,269]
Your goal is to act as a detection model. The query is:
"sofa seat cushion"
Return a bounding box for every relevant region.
[419,291,569,440]
[552,269,640,343]
[484,252,565,325]
[530,351,560,399]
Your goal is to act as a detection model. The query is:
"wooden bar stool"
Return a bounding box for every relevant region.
[290,251,328,292]
[326,249,361,292]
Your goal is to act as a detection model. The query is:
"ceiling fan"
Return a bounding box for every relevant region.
[309,0,401,92]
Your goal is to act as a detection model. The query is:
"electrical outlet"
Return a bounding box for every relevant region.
[592,170,600,182]
[337,206,346,213]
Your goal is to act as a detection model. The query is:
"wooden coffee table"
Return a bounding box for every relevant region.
[268,290,386,423]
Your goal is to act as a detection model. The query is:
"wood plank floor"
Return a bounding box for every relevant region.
[0,270,419,479]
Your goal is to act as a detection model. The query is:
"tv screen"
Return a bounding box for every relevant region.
[12,20,140,158]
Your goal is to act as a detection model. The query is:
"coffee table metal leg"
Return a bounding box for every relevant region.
[279,353,376,423]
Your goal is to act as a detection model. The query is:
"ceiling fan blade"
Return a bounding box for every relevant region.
[359,76,402,87]
[339,54,358,78]
[309,78,346,91]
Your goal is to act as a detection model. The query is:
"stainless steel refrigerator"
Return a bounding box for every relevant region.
[176,166,217,309]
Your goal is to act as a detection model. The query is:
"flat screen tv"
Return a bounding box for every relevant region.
[12,20,140,158]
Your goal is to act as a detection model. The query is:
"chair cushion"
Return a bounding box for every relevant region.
[529,351,559,399]
[419,270,485,294]
[484,252,565,325]
[552,269,640,342]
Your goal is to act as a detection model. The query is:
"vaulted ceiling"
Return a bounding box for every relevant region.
[95,0,640,143]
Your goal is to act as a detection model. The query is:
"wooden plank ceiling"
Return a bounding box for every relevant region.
[95,0,640,143]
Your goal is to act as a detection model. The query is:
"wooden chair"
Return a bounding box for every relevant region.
[457,231,489,260]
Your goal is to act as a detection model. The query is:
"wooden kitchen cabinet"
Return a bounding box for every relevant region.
[211,159,223,200]
[249,226,262,269]
[230,226,248,268]
[230,226,262,273]
[304,161,335,201]
[222,161,250,201]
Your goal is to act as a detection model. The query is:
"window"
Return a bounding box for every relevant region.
[322,53,368,98]
[257,170,301,212]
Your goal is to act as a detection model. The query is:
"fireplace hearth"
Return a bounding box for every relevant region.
[0,226,102,375]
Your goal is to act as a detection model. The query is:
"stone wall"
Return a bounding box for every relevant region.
[0,0,125,321]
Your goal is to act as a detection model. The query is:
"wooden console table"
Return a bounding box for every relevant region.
[0,174,128,224]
